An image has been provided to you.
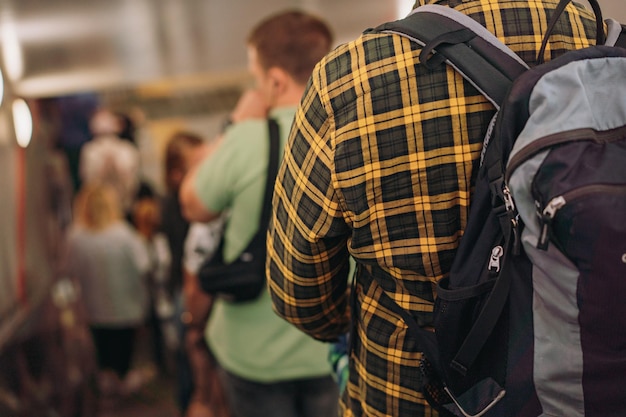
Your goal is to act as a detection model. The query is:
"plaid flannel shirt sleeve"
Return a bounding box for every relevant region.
[267,72,352,342]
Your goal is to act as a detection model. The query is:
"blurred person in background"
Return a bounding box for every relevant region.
[65,183,150,400]
[181,217,230,417]
[116,109,158,200]
[179,10,338,417]
[161,131,211,414]
[53,93,100,192]
[79,108,142,216]
[163,131,230,417]
[133,197,177,376]
[129,106,164,196]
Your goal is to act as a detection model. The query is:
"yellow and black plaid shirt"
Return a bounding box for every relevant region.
[267,0,597,415]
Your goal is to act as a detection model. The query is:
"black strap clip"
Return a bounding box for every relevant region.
[420,28,476,70]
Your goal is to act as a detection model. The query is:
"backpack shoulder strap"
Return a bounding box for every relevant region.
[368,6,529,375]
[373,4,529,109]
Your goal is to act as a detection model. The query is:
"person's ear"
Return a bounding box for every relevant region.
[267,67,289,96]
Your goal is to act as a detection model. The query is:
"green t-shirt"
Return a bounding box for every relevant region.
[194,107,333,382]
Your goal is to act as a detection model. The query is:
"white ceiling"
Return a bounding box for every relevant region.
[0,0,400,97]
[0,0,622,98]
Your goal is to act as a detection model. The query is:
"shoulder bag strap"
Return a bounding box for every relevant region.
[537,0,605,64]
[259,118,280,230]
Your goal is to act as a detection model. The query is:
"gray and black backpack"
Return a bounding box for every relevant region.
[370,0,626,415]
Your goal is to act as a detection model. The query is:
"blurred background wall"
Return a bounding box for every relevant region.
[0,0,621,192]
[0,0,408,193]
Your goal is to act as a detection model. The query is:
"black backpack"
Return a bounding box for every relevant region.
[369,1,626,415]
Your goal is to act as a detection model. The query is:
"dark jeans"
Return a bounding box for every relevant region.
[174,293,194,412]
[219,368,339,417]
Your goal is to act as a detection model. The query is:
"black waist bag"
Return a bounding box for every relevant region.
[197,232,267,303]
[197,119,280,303]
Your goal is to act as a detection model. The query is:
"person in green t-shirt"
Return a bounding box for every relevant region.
[179,10,338,417]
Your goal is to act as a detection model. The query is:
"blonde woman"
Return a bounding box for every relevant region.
[66,183,150,397]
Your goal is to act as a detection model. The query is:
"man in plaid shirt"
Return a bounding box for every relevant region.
[267,1,599,416]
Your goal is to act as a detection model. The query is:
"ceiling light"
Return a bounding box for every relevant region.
[13,99,32,148]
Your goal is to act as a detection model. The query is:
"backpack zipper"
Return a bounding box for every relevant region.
[488,245,504,273]
[537,184,626,250]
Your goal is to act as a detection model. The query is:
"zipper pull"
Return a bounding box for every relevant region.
[488,245,504,273]
[503,183,521,254]
[511,215,521,256]
[503,185,515,212]
[537,196,566,250]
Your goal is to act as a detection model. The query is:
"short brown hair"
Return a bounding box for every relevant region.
[247,10,333,85]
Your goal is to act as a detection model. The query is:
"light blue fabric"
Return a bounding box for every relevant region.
[508,57,626,417]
